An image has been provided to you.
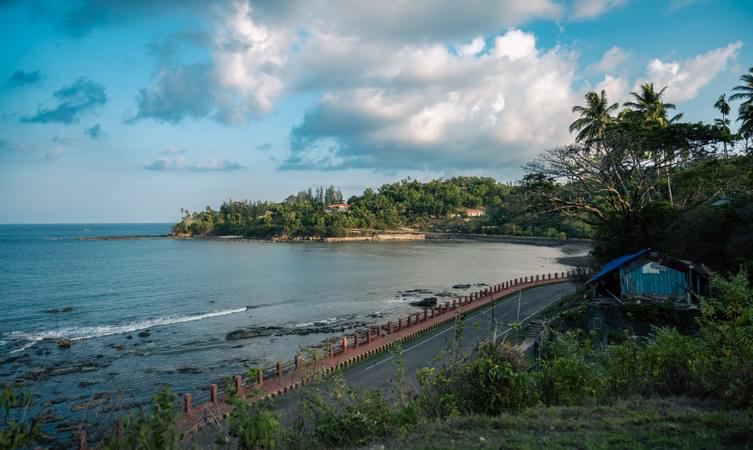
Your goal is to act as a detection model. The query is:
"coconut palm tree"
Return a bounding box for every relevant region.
[731,67,753,150]
[624,83,683,205]
[714,94,732,157]
[738,103,753,151]
[569,90,619,147]
[624,83,683,127]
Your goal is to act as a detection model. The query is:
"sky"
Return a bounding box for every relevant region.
[0,0,751,223]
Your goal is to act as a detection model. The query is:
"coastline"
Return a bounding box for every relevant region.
[81,231,591,246]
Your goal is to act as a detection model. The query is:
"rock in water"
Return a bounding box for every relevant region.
[410,297,438,308]
[138,330,151,338]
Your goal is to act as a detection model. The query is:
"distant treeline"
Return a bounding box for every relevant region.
[172,177,592,240]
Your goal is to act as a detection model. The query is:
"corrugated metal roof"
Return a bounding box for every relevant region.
[586,248,650,285]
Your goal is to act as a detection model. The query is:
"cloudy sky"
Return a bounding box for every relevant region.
[0,0,750,223]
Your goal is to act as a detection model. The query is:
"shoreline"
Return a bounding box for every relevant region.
[81,232,592,247]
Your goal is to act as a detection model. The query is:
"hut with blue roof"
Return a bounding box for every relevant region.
[586,249,709,306]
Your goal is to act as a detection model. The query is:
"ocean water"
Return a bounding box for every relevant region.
[0,224,588,441]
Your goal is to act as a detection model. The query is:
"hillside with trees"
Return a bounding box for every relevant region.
[172,176,592,240]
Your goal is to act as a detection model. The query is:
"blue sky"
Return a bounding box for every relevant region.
[0,0,751,223]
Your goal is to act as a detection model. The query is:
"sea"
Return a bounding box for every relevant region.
[0,223,588,443]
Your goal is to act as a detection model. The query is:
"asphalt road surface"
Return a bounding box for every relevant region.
[273,281,577,417]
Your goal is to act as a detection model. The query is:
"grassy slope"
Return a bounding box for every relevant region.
[359,398,753,450]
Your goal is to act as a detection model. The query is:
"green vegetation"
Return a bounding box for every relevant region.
[173,176,590,240]
[525,69,753,272]
[360,398,753,450]
[1,387,42,450]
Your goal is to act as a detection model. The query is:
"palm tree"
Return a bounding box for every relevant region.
[738,103,753,151]
[569,90,619,147]
[623,83,683,205]
[623,83,683,126]
[714,94,732,157]
[731,67,753,150]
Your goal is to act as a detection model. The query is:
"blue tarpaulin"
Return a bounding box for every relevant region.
[586,249,650,285]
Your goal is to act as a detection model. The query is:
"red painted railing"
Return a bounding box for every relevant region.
[76,270,588,448]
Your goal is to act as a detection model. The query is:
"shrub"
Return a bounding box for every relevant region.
[103,386,180,450]
[418,343,538,416]
[1,387,42,450]
[227,398,281,450]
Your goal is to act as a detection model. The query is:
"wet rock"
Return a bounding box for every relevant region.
[3,354,32,364]
[138,330,151,338]
[79,380,98,388]
[47,306,74,314]
[70,393,109,412]
[226,320,370,341]
[38,408,62,424]
[226,327,281,340]
[57,421,90,433]
[113,344,125,351]
[177,367,202,374]
[400,288,433,295]
[44,398,66,406]
[410,297,438,308]
[452,284,472,289]
[126,335,133,340]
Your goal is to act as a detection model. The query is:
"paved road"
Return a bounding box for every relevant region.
[272,282,576,415]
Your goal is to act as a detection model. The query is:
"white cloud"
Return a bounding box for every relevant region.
[595,74,630,104]
[571,0,627,19]
[457,36,485,57]
[143,151,243,172]
[590,46,631,73]
[492,29,538,61]
[640,40,743,102]
[284,29,580,171]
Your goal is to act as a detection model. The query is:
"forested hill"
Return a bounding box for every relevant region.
[172,176,592,240]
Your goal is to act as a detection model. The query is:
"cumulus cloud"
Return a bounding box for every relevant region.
[571,0,627,19]
[142,151,243,172]
[85,124,104,140]
[6,69,42,87]
[129,2,288,124]
[21,77,106,124]
[282,29,580,171]
[639,40,743,102]
[590,46,631,73]
[594,74,630,104]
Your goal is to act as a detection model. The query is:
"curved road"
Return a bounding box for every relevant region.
[273,281,577,414]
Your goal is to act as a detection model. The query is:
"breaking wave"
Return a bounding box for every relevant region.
[4,307,248,353]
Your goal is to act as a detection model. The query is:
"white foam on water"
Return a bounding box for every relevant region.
[5,307,248,353]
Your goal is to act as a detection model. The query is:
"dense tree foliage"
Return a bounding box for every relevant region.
[527,71,753,273]
[173,178,591,240]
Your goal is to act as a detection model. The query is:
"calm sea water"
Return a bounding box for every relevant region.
[0,224,587,440]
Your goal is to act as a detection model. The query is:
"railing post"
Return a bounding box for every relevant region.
[424,308,428,321]
[276,361,283,380]
[183,392,192,414]
[398,318,402,330]
[295,353,302,370]
[355,333,360,348]
[257,369,264,387]
[329,342,334,357]
[341,336,348,352]
[387,322,393,334]
[210,384,218,404]
[235,375,243,395]
[452,299,456,309]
